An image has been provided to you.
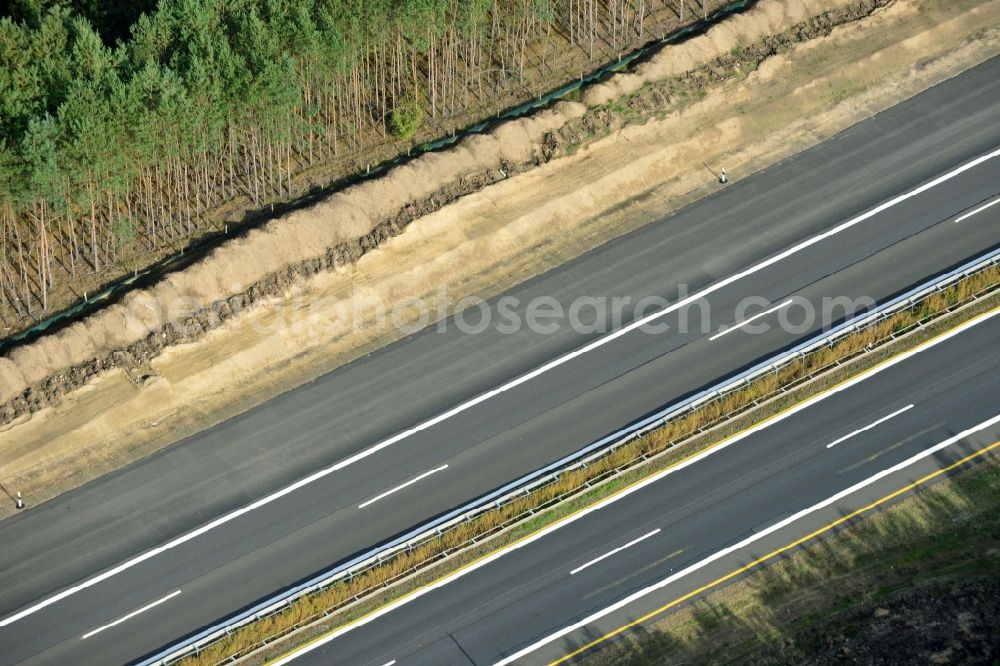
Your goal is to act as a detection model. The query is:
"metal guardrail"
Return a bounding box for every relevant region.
[142,244,1000,666]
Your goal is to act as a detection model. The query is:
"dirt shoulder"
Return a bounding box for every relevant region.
[588,452,1000,666]
[1,0,998,518]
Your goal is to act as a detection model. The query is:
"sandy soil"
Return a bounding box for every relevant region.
[1,0,998,517]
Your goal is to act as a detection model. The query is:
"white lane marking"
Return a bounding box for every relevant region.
[495,412,1000,665]
[265,307,1000,666]
[826,404,915,449]
[379,661,397,666]
[955,196,1000,223]
[570,529,661,575]
[4,149,997,631]
[709,299,793,341]
[80,590,181,640]
[358,466,448,509]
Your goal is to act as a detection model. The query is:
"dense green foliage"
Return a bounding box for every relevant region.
[0,0,687,319]
[390,99,425,139]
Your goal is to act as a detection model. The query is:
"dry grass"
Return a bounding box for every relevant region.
[177,262,1000,666]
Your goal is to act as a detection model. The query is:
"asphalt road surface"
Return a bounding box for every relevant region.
[1,57,999,666]
[281,299,1000,666]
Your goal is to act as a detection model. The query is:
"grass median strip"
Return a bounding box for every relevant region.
[173,260,1000,666]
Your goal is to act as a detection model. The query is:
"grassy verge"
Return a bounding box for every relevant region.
[174,258,1000,666]
[588,450,1000,665]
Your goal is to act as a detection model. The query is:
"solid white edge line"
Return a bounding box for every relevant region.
[709,299,793,341]
[4,148,997,630]
[955,196,1000,223]
[494,412,1000,665]
[825,404,915,449]
[570,529,661,575]
[80,590,181,640]
[266,306,1000,666]
[358,466,449,509]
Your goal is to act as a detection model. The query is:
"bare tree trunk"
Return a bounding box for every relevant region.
[37,202,48,311]
[64,199,77,278]
[88,178,99,273]
[12,211,30,313]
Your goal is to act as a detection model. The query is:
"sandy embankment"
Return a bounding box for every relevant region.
[1,0,998,514]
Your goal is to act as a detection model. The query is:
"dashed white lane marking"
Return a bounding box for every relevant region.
[709,299,793,341]
[826,404,915,449]
[81,590,181,640]
[359,466,449,509]
[955,196,1000,222]
[571,530,661,575]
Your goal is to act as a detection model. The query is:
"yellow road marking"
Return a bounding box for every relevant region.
[548,438,1000,665]
[269,304,1000,663]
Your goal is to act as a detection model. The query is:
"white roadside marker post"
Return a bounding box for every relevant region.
[720,167,728,184]
[15,492,24,510]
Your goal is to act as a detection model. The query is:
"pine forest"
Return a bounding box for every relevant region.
[0,0,713,332]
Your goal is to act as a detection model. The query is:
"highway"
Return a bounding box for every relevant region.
[280,305,1000,666]
[0,56,998,666]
